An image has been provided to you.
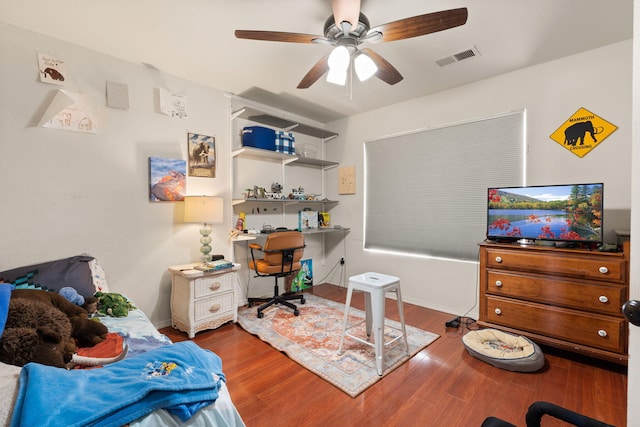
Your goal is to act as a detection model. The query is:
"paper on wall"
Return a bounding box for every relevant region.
[38,89,99,134]
[37,53,66,86]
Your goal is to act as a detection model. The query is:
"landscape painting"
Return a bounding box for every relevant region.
[148,157,186,202]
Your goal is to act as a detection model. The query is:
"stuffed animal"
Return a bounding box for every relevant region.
[0,298,74,367]
[94,292,136,317]
[0,295,126,368]
[6,289,109,358]
[58,286,85,306]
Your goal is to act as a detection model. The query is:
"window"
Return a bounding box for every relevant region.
[364,110,525,261]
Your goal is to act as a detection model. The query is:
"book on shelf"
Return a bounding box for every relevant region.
[194,260,233,272]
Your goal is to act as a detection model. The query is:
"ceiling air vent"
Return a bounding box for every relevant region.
[435,46,480,67]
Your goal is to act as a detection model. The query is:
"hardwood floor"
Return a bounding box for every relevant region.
[160,284,627,427]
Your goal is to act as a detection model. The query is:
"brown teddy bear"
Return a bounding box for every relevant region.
[11,289,108,347]
[0,298,75,367]
[0,290,113,367]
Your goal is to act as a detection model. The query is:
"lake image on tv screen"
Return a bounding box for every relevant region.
[487,184,602,241]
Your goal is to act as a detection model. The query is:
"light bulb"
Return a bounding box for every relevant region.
[326,67,347,86]
[355,52,377,81]
[328,45,350,71]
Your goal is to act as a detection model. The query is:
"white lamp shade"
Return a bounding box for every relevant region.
[184,196,223,224]
[328,45,350,71]
[326,67,348,86]
[355,52,377,81]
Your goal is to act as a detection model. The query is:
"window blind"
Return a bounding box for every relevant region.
[364,110,525,260]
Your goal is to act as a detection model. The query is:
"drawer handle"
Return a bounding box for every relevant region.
[598,266,609,274]
[494,308,502,315]
[209,303,221,313]
[597,329,608,338]
[495,280,503,287]
[598,295,609,303]
[209,282,221,291]
[495,256,503,263]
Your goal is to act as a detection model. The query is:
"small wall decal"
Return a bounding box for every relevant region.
[549,107,618,158]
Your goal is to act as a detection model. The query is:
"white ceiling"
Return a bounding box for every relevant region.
[0,0,633,123]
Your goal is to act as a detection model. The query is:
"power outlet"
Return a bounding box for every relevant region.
[340,257,345,265]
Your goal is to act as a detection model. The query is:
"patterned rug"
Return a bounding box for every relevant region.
[237,293,439,397]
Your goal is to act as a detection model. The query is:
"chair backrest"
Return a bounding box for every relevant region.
[261,231,305,268]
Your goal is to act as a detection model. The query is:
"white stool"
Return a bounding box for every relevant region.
[337,272,409,376]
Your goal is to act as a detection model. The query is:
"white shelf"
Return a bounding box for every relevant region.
[232,198,338,206]
[231,227,350,242]
[233,107,338,140]
[232,146,338,168]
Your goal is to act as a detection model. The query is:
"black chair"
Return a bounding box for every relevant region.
[247,231,306,318]
[481,401,615,427]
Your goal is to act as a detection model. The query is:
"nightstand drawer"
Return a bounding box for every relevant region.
[485,296,626,353]
[194,292,235,321]
[194,273,235,299]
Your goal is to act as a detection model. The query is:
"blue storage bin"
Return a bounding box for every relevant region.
[242,126,276,151]
[275,131,295,154]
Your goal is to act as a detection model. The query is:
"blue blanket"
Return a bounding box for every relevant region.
[10,341,225,427]
[0,283,11,337]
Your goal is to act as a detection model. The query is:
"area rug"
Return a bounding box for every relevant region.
[237,293,439,397]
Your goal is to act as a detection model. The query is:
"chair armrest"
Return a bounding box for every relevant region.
[248,243,263,250]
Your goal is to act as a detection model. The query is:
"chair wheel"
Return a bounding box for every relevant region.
[257,312,264,318]
[300,298,306,304]
[294,310,300,316]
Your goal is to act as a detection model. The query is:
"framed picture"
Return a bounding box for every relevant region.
[148,157,186,202]
[188,133,216,177]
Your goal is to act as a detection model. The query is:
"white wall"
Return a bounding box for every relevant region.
[0,22,233,325]
[324,40,632,318]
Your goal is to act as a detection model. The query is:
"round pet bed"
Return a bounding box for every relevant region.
[462,329,545,372]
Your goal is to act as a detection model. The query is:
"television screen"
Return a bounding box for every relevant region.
[487,183,603,244]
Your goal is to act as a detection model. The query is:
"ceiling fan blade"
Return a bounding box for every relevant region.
[332,0,361,30]
[361,48,403,85]
[369,7,468,42]
[297,54,331,89]
[235,30,322,44]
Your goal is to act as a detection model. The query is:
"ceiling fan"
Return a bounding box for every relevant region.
[234,0,468,89]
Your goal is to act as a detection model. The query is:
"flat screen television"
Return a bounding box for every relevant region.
[486,183,603,245]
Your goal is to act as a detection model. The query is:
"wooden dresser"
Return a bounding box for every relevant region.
[478,241,630,364]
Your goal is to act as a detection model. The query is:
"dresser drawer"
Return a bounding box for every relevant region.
[485,248,625,283]
[485,271,626,315]
[484,296,626,353]
[194,273,235,299]
[194,292,235,322]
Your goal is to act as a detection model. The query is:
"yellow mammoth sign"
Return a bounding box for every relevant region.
[549,107,617,158]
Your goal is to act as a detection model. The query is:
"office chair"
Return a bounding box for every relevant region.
[481,401,615,427]
[247,231,306,318]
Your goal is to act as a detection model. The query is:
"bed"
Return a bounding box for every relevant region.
[0,255,246,427]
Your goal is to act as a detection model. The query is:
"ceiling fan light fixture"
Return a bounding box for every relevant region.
[326,67,347,86]
[328,45,350,71]
[354,52,377,81]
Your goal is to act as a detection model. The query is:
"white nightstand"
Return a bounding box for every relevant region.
[168,263,240,338]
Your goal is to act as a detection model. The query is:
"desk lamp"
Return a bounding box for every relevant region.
[184,196,223,263]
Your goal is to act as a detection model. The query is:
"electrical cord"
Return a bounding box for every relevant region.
[445,251,481,335]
